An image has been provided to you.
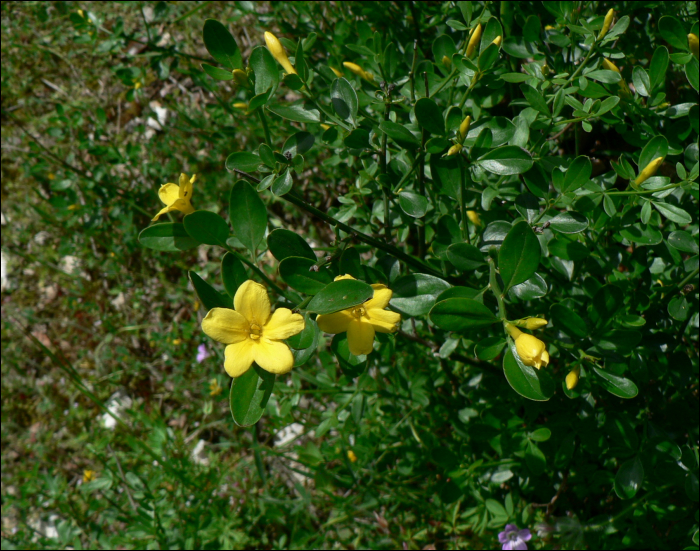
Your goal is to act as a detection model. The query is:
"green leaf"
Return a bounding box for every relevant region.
[429,298,499,331]
[649,46,669,91]
[226,152,262,173]
[632,67,651,97]
[619,224,663,245]
[476,146,533,175]
[659,16,689,51]
[331,78,358,124]
[561,156,592,193]
[415,97,446,136]
[294,39,308,83]
[508,273,548,301]
[292,318,319,367]
[229,365,275,427]
[520,84,550,116]
[344,128,370,149]
[592,366,638,398]
[502,344,554,401]
[331,333,367,378]
[431,155,462,199]
[614,457,644,499]
[653,202,692,225]
[250,46,279,96]
[499,220,540,292]
[398,191,428,218]
[202,19,242,70]
[668,295,690,321]
[447,243,486,271]
[585,69,621,84]
[550,303,587,338]
[282,131,315,157]
[267,228,316,261]
[686,57,699,93]
[548,237,589,260]
[639,135,668,172]
[183,210,229,246]
[529,428,552,442]
[201,63,233,81]
[475,336,506,360]
[221,253,248,298]
[390,274,451,316]
[229,180,267,253]
[379,120,420,148]
[139,223,199,252]
[287,313,315,349]
[525,440,547,475]
[515,193,540,223]
[267,102,320,123]
[271,169,293,197]
[307,279,374,315]
[279,256,332,294]
[548,211,589,233]
[667,231,699,254]
[478,43,500,71]
[189,271,232,310]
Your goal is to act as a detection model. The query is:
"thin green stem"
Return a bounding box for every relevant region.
[602,182,685,196]
[381,101,391,243]
[459,159,468,242]
[488,257,507,321]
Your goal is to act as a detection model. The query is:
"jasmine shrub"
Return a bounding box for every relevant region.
[2,2,698,549]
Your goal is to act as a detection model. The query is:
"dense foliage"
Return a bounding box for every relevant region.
[2,1,698,549]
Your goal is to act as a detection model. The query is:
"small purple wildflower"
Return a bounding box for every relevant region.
[196,343,210,363]
[498,524,532,550]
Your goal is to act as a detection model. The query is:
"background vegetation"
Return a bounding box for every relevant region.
[1,1,698,549]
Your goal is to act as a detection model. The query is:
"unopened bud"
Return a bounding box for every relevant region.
[458,115,471,142]
[602,58,620,73]
[466,24,482,58]
[566,366,580,390]
[467,210,481,226]
[232,102,248,109]
[634,157,664,186]
[689,34,699,60]
[491,35,502,47]
[598,9,614,40]
[516,317,548,330]
[264,31,296,75]
[232,69,248,86]
[442,55,452,70]
[447,143,463,156]
[330,66,344,78]
[343,61,374,83]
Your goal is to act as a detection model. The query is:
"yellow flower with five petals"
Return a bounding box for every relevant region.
[152,173,196,221]
[316,275,401,356]
[201,280,305,377]
[506,323,550,369]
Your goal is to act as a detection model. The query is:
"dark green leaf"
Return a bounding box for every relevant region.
[562,156,592,193]
[390,274,451,316]
[639,135,668,173]
[226,152,262,173]
[499,220,541,291]
[614,457,644,499]
[550,303,587,338]
[668,231,699,254]
[283,131,315,157]
[139,223,198,252]
[632,67,651,97]
[502,344,554,401]
[398,191,428,218]
[415,97,445,136]
[379,120,420,148]
[267,228,316,261]
[429,298,499,331]
[221,253,248,298]
[548,211,589,233]
[475,336,506,360]
[189,271,232,310]
[520,84,550,116]
[585,69,621,84]
[548,237,590,260]
[476,146,533,175]
[653,202,692,224]
[619,224,663,245]
[331,333,367,378]
[659,16,689,51]
[203,19,242,70]
[649,46,669,90]
[331,78,358,124]
[431,155,462,200]
[229,180,267,253]
[287,313,315,349]
[279,256,332,294]
[201,63,233,81]
[447,243,486,271]
[307,279,374,315]
[508,272,548,301]
[592,366,638,398]
[668,295,690,321]
[344,128,370,149]
[230,365,275,427]
[267,102,320,123]
[271,169,293,197]
[183,210,229,246]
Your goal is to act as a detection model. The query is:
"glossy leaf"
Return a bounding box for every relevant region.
[592,366,638,398]
[279,256,332,294]
[189,271,232,310]
[390,274,451,316]
[499,220,540,292]
[139,223,198,252]
[548,211,589,234]
[398,191,428,218]
[306,279,374,315]
[267,102,320,123]
[226,152,262,173]
[415,97,445,135]
[476,146,533,175]
[229,364,275,427]
[447,243,486,271]
[614,456,644,499]
[183,210,229,246]
[379,120,420,148]
[331,78,358,124]
[221,253,248,298]
[502,343,554,401]
[267,228,316,261]
[229,180,267,253]
[429,298,499,331]
[202,19,242,70]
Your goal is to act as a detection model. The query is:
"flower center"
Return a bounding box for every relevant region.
[351,307,367,319]
[249,323,262,340]
[508,532,519,541]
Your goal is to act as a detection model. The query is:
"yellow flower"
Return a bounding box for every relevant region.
[343,62,375,83]
[316,275,401,356]
[566,366,580,390]
[466,23,482,58]
[347,450,358,463]
[264,31,296,75]
[201,280,305,377]
[467,210,481,226]
[458,115,471,142]
[209,378,223,396]
[447,143,463,156]
[506,324,549,369]
[152,173,196,221]
[513,317,548,330]
[82,469,97,483]
[634,157,664,186]
[172,338,182,345]
[598,9,614,40]
[690,34,700,60]
[491,35,502,47]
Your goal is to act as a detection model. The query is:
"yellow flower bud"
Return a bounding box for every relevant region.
[506,324,550,369]
[232,102,248,110]
[466,210,481,226]
[78,9,85,18]
[320,123,331,130]
[264,31,296,75]
[689,34,699,60]
[602,58,620,73]
[347,450,358,463]
[232,69,249,86]
[343,61,374,83]
[466,24,482,58]
[491,35,502,47]
[330,66,344,78]
[565,366,581,390]
[598,9,614,40]
[447,143,463,156]
[515,317,548,330]
[541,64,550,76]
[634,156,664,186]
[458,115,471,142]
[442,55,452,70]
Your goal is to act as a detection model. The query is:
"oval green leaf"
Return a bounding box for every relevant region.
[229,180,267,253]
[499,220,541,292]
[139,223,199,252]
[429,298,499,331]
[307,279,374,315]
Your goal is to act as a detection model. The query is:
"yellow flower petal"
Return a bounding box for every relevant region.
[179,173,195,200]
[224,340,255,377]
[169,198,195,215]
[347,319,375,355]
[365,284,392,310]
[367,308,401,333]
[253,339,295,374]
[202,308,249,344]
[334,274,356,281]
[152,204,173,221]
[264,308,305,340]
[234,280,271,326]
[158,183,180,206]
[316,309,353,334]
